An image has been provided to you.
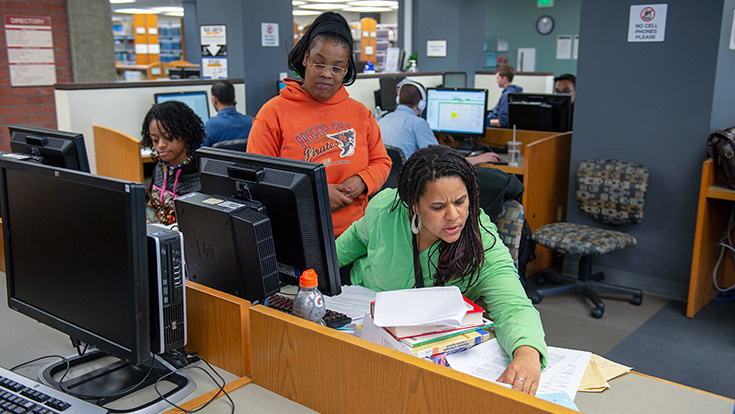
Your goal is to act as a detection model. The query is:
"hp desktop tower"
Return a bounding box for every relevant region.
[147,224,187,354]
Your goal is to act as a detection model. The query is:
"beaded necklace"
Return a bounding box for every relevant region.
[164,154,194,172]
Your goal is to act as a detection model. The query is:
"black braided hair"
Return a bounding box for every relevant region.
[288,11,357,86]
[141,100,205,162]
[394,145,495,288]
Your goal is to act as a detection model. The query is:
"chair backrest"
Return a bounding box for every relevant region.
[212,138,248,152]
[93,125,144,183]
[576,159,649,225]
[381,145,406,191]
[495,199,526,268]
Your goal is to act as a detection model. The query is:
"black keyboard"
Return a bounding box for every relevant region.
[266,294,351,329]
[0,366,107,414]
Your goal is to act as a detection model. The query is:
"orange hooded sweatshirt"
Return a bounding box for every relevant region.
[247,79,392,236]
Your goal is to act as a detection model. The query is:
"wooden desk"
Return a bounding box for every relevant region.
[443,129,572,276]
[687,159,735,317]
[249,305,734,414]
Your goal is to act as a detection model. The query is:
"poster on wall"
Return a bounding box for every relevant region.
[261,23,279,47]
[730,10,735,50]
[202,57,228,79]
[201,25,227,57]
[427,40,447,57]
[5,15,56,87]
[556,35,572,59]
[628,4,668,42]
[517,48,536,72]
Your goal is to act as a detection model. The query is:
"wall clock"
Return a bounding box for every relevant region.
[536,15,554,35]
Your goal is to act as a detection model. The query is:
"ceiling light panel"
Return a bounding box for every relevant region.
[347,1,397,7]
[113,8,162,14]
[299,3,348,10]
[342,7,392,12]
[293,10,323,15]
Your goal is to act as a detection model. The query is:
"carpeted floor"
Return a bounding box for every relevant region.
[605,298,735,399]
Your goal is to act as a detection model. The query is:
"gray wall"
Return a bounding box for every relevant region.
[571,0,732,300]
[67,0,116,82]
[412,0,486,81]
[485,0,581,74]
[190,0,292,114]
[711,0,735,130]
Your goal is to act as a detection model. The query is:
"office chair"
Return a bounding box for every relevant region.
[212,138,248,152]
[381,145,406,191]
[495,199,525,269]
[530,159,649,318]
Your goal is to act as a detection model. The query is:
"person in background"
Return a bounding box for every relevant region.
[247,11,391,236]
[203,79,254,147]
[554,73,576,127]
[487,64,522,128]
[379,78,500,165]
[336,145,547,395]
[141,100,204,225]
[554,73,576,104]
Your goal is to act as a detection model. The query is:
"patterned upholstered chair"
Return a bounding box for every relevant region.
[495,199,526,270]
[530,159,649,318]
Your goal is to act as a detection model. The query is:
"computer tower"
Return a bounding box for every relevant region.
[173,192,280,303]
[147,224,187,354]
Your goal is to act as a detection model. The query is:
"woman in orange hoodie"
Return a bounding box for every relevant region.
[247,11,391,236]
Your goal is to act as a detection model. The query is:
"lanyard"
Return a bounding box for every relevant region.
[160,167,182,204]
[412,234,425,288]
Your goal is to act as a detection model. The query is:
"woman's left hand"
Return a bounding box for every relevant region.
[496,346,542,396]
[337,175,367,200]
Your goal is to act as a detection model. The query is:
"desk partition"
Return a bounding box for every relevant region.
[54,79,245,173]
[475,71,555,113]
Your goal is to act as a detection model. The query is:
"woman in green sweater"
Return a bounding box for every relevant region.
[336,145,546,395]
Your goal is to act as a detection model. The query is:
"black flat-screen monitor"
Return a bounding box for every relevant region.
[1,156,149,365]
[377,75,405,112]
[0,156,192,408]
[195,147,342,296]
[8,125,90,172]
[425,88,488,139]
[508,93,573,132]
[154,90,210,122]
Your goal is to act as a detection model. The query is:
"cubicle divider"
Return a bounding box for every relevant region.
[249,305,573,414]
[345,72,450,113]
[54,79,245,173]
[475,72,555,113]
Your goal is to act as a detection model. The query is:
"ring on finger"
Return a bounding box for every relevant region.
[514,377,525,385]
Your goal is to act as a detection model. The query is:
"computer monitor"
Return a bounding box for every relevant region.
[508,93,573,132]
[8,125,90,172]
[0,156,192,408]
[377,75,406,112]
[154,90,211,122]
[442,72,467,88]
[195,147,342,296]
[425,88,488,141]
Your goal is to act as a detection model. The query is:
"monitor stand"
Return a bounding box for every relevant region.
[39,350,195,414]
[453,137,476,151]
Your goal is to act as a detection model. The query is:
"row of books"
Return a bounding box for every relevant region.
[364,294,494,359]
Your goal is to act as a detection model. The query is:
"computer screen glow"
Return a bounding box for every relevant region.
[425,88,488,137]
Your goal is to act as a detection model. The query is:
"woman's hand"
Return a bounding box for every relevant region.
[496,346,542,395]
[336,175,367,200]
[328,184,353,211]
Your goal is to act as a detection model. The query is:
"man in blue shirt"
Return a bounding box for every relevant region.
[203,80,254,147]
[487,65,522,128]
[379,79,498,164]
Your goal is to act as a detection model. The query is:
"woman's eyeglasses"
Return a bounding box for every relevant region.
[308,59,347,76]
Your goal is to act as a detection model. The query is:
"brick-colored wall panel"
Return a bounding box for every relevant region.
[0,0,69,135]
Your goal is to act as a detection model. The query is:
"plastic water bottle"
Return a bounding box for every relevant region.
[292,269,326,325]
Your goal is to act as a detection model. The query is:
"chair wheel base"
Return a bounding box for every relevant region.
[531,294,543,304]
[630,294,643,306]
[590,307,604,318]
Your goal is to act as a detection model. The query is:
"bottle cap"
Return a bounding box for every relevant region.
[299,269,318,288]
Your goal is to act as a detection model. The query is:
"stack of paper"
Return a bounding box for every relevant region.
[446,339,592,400]
[372,286,468,329]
